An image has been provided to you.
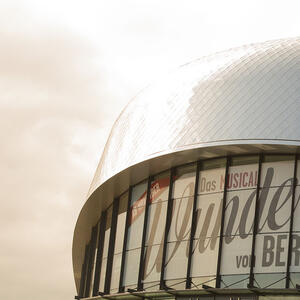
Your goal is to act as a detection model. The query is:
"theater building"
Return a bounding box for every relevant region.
[73,37,300,300]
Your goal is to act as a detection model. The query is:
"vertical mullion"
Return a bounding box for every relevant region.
[286,155,298,288]
[104,198,120,293]
[79,244,89,298]
[160,168,175,290]
[83,244,91,297]
[85,226,98,297]
[249,153,263,288]
[93,211,107,296]
[186,161,201,289]
[138,176,153,290]
[119,187,132,292]
[216,157,230,288]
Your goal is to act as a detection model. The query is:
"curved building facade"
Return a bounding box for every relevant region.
[73,37,300,300]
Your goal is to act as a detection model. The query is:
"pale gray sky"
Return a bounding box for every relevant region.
[0,1,299,299]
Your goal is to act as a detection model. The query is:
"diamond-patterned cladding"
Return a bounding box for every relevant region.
[90,37,300,195]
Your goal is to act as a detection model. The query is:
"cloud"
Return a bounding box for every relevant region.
[0,4,112,300]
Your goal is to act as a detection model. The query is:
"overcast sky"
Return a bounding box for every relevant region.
[1,1,300,299]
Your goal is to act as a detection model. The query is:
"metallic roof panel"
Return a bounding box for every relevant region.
[89,37,300,196]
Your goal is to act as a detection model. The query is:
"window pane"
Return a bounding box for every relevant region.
[110,253,122,292]
[227,164,258,191]
[254,233,288,274]
[287,233,300,272]
[253,154,294,288]
[142,174,170,286]
[89,225,99,296]
[102,206,113,259]
[99,206,113,292]
[192,161,225,284]
[198,167,225,195]
[189,276,216,289]
[191,237,220,278]
[126,182,147,250]
[126,207,145,250]
[150,172,170,203]
[123,248,141,287]
[143,244,163,283]
[220,274,249,288]
[296,160,300,185]
[291,161,300,274]
[194,193,223,239]
[220,160,258,279]
[164,240,189,280]
[223,189,256,237]
[260,159,294,188]
[131,181,147,206]
[123,181,148,289]
[99,258,107,292]
[255,273,286,288]
[110,193,128,293]
[172,164,196,199]
[292,187,300,232]
[114,193,128,254]
[220,235,252,275]
[168,196,193,242]
[145,201,167,246]
[258,187,292,234]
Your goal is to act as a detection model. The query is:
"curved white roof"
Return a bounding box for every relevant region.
[90,37,300,195]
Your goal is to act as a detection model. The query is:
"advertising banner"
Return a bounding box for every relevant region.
[127,159,300,283]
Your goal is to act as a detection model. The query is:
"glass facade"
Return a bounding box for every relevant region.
[143,172,170,289]
[79,154,300,298]
[220,156,258,289]
[164,164,196,288]
[122,181,148,289]
[110,192,128,293]
[99,205,113,293]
